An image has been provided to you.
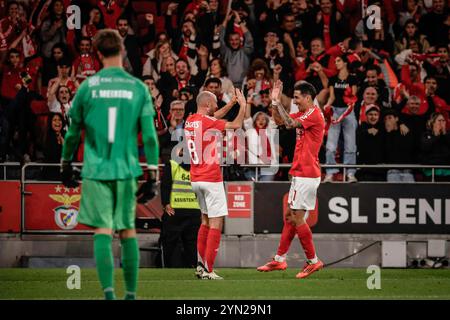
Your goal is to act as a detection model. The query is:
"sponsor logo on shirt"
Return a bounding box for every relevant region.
[88,76,100,86]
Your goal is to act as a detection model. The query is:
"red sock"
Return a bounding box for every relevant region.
[296,223,316,260]
[197,224,209,265]
[204,228,221,272]
[276,222,297,256]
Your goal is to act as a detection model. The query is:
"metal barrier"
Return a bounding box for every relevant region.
[0,162,21,180]
[236,164,450,183]
[11,162,450,234]
[20,163,164,234]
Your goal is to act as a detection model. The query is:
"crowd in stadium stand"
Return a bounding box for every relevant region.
[0,0,449,182]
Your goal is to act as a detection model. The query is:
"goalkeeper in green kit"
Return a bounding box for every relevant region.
[60,29,159,300]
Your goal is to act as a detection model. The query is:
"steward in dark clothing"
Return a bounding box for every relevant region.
[160,158,201,268]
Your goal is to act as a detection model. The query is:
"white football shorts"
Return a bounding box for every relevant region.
[191,181,228,217]
[288,177,321,211]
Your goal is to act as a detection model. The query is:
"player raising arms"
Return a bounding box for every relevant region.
[184,89,247,280]
[257,80,325,279]
[60,29,159,299]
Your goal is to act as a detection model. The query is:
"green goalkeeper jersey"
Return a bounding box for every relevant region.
[62,66,159,181]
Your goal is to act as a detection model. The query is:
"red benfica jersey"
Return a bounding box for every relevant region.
[184,113,226,182]
[289,105,325,178]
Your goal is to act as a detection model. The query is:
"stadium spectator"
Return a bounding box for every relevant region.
[47,59,79,97]
[81,7,105,40]
[205,57,235,99]
[324,55,358,183]
[250,88,272,117]
[202,77,226,109]
[419,0,448,47]
[260,29,290,75]
[355,0,394,53]
[159,56,179,86]
[218,11,254,88]
[142,75,167,138]
[157,53,208,103]
[393,60,425,106]
[0,1,28,58]
[312,0,347,49]
[419,112,450,181]
[142,40,179,81]
[294,37,335,105]
[422,44,450,103]
[115,15,155,77]
[179,86,197,119]
[355,86,380,124]
[42,43,69,88]
[356,104,386,181]
[384,109,416,182]
[243,94,278,181]
[397,0,427,27]
[397,95,435,159]
[358,65,391,109]
[47,84,72,129]
[159,100,186,164]
[71,37,100,83]
[39,0,67,59]
[98,0,124,29]
[0,49,24,104]
[279,11,303,48]
[42,112,65,180]
[167,100,186,142]
[165,7,200,63]
[6,78,40,163]
[423,76,450,128]
[394,19,430,55]
[242,58,272,107]
[44,112,66,166]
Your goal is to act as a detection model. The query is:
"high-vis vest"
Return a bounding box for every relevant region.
[169,160,200,209]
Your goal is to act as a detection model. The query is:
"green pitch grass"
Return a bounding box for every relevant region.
[0,268,449,300]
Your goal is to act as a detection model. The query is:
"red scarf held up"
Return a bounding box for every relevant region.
[324,86,357,134]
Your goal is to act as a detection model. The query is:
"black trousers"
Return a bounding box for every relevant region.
[160,212,201,268]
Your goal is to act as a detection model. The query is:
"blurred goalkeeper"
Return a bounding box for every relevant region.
[60,29,159,300]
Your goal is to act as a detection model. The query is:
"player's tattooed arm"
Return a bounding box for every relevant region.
[270,80,302,129]
[272,100,301,129]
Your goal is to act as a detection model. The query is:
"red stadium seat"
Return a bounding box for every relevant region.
[220,0,231,15]
[160,1,171,14]
[30,100,49,115]
[141,55,148,67]
[40,86,48,99]
[137,14,148,29]
[35,114,49,138]
[154,16,166,34]
[131,1,157,15]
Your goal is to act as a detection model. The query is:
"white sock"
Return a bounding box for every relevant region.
[274,254,286,262]
[308,256,319,264]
